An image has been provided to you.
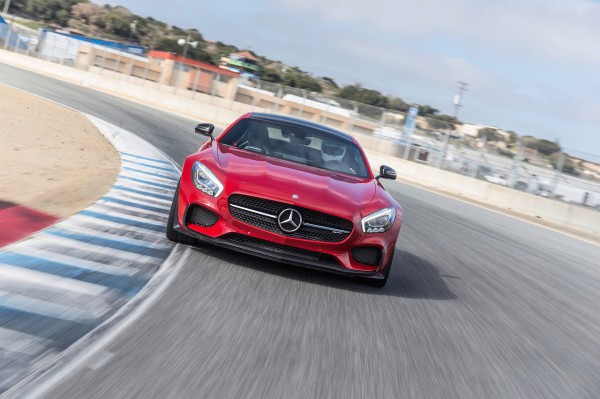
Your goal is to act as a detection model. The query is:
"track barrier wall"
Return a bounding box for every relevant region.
[0,40,598,239]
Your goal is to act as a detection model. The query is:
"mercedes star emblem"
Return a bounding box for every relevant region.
[278,208,303,233]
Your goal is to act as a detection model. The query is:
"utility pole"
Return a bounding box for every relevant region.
[2,0,12,50]
[508,139,524,188]
[173,35,197,93]
[550,152,565,197]
[440,82,468,169]
[453,81,468,119]
[128,20,137,43]
[177,35,197,60]
[2,0,11,16]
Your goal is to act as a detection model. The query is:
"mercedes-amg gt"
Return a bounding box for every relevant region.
[166,113,402,287]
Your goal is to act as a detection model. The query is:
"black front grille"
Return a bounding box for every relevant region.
[186,205,219,227]
[223,233,338,266]
[228,194,353,242]
[351,247,382,266]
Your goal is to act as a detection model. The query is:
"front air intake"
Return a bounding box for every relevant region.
[351,247,382,266]
[186,205,219,227]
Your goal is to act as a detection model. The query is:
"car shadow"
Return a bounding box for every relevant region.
[388,250,457,300]
[191,245,456,300]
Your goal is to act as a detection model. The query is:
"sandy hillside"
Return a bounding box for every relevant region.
[0,83,120,218]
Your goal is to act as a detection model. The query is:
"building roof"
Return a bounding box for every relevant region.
[232,51,258,62]
[149,51,239,78]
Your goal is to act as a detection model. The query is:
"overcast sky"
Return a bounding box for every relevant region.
[103,0,600,156]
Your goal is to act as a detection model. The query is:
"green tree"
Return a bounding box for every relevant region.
[337,84,387,107]
[186,47,214,64]
[25,0,83,25]
[9,0,29,12]
[321,76,338,88]
[103,6,133,37]
[434,114,461,124]
[71,2,102,24]
[419,105,439,116]
[387,97,409,113]
[282,72,322,92]
[337,84,360,100]
[185,29,203,43]
[55,8,70,25]
[522,135,538,149]
[359,88,388,107]
[549,153,579,175]
[261,68,281,83]
[427,117,452,130]
[498,148,515,158]
[427,114,461,130]
[155,37,214,64]
[210,41,239,65]
[478,127,502,142]
[536,139,561,156]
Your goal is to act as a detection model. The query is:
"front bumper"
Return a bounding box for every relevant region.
[174,185,398,280]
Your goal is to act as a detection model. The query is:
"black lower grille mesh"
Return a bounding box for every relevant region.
[186,205,219,227]
[351,247,381,266]
[229,208,278,233]
[223,233,338,265]
[228,194,353,242]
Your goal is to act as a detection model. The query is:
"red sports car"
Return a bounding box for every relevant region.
[166,113,402,287]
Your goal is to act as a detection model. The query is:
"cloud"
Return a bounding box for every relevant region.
[278,0,600,65]
[267,0,600,148]
[101,0,600,151]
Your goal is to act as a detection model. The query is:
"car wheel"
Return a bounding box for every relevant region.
[357,251,394,288]
[166,182,198,246]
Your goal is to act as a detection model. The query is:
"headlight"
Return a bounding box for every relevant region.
[191,161,223,197]
[361,207,395,233]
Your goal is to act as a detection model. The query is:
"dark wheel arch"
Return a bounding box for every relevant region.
[166,182,198,246]
[356,250,394,288]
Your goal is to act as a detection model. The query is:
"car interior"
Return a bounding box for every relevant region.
[222,119,369,178]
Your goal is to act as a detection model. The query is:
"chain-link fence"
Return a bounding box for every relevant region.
[2,22,599,210]
[0,21,37,54]
[230,79,600,209]
[355,132,600,209]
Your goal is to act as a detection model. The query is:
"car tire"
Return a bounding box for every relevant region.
[166,182,198,246]
[357,251,394,288]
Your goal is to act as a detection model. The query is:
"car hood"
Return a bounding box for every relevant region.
[216,144,376,219]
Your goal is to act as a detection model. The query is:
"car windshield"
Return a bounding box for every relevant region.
[219,118,370,179]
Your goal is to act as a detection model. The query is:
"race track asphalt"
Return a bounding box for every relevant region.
[2,63,600,399]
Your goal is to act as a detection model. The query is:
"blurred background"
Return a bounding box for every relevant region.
[2,2,600,398]
[2,0,599,210]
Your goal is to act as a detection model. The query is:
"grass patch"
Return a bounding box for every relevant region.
[18,20,45,30]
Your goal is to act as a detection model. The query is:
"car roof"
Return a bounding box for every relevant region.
[247,113,355,143]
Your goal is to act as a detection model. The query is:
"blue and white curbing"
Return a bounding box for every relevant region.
[0,115,180,393]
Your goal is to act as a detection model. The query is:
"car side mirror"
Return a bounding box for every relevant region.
[195,123,215,139]
[376,165,397,180]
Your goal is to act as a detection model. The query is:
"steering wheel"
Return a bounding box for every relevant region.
[239,142,269,155]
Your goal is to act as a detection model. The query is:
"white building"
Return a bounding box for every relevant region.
[458,123,510,141]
